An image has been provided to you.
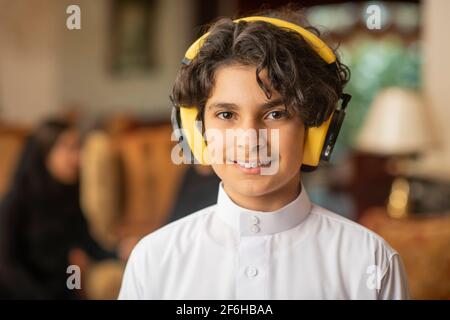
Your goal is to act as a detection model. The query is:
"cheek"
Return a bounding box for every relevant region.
[278,129,304,168]
[58,154,71,173]
[58,150,79,173]
[204,127,230,163]
[47,152,65,178]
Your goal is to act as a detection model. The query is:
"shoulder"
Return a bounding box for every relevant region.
[309,204,398,259]
[306,204,409,299]
[131,204,216,259]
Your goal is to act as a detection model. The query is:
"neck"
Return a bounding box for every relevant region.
[223,175,302,212]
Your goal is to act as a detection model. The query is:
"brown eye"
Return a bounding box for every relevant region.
[266,110,286,120]
[217,111,234,120]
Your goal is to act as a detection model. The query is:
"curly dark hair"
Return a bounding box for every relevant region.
[171,7,350,128]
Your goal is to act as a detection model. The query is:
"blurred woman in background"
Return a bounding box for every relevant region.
[0,119,114,299]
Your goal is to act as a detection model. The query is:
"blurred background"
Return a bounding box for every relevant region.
[0,0,449,299]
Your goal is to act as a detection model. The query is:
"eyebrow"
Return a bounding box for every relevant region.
[207,98,285,111]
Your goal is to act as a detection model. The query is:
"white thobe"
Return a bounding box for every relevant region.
[118,182,410,299]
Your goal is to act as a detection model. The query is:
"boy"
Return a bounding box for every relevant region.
[118,9,410,299]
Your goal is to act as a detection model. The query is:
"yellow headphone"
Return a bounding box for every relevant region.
[171,16,351,170]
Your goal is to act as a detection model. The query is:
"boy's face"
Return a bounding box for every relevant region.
[203,64,305,204]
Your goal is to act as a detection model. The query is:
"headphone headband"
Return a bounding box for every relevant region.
[183,16,337,65]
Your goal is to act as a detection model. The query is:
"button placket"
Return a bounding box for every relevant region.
[250,224,260,233]
[250,215,260,234]
[251,215,260,224]
[236,236,269,299]
[246,266,258,278]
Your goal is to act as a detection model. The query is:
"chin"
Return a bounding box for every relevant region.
[227,176,282,198]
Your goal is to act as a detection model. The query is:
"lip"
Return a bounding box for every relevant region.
[231,160,272,175]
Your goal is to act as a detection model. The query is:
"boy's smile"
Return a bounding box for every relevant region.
[231,159,273,175]
[203,63,305,211]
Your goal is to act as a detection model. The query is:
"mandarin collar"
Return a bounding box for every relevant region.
[215,182,312,236]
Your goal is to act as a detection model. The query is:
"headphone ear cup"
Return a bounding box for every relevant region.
[300,163,317,172]
[320,108,346,162]
[301,106,347,171]
[302,112,334,168]
[171,106,194,164]
[179,106,210,165]
[171,106,182,141]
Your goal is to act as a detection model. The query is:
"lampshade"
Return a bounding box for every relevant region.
[356,87,431,155]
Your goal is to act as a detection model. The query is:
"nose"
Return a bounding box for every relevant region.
[234,117,267,156]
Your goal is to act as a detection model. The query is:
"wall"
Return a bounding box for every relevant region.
[0,0,196,124]
[57,0,195,120]
[0,0,59,124]
[423,0,450,153]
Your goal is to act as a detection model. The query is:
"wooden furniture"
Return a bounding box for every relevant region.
[80,123,187,248]
[115,124,187,239]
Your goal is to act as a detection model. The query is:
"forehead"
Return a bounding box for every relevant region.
[206,64,281,108]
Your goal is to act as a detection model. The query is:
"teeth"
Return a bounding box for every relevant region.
[235,160,271,168]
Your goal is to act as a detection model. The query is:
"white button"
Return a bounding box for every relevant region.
[246,266,258,278]
[250,225,260,233]
[251,215,260,224]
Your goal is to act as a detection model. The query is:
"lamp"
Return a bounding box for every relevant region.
[356,87,432,218]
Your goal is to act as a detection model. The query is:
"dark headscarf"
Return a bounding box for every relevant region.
[0,119,113,299]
